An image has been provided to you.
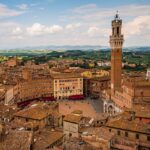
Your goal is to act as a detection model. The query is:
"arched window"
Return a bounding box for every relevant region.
[117,27,119,35]
[113,28,115,35]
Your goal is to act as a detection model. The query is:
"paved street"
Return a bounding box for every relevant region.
[87,98,104,113]
[59,98,104,118]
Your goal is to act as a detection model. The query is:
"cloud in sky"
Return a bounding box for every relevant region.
[123,15,150,36]
[0,3,24,18]
[87,26,110,37]
[0,2,150,48]
[12,27,23,35]
[26,23,63,36]
[66,23,81,30]
[69,4,150,20]
[63,4,150,46]
[71,4,97,14]
[16,4,28,10]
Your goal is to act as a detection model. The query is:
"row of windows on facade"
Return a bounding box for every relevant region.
[91,86,107,90]
[58,87,77,90]
[109,129,150,141]
[18,90,52,94]
[19,84,51,87]
[55,96,78,99]
[25,82,51,84]
[19,87,52,92]
[20,93,51,97]
[55,90,82,94]
[55,82,82,86]
[55,79,82,83]
[115,93,130,105]
[91,81,109,86]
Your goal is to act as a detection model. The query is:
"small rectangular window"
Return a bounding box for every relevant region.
[125,132,128,137]
[117,130,120,135]
[113,28,115,35]
[117,27,119,35]
[147,136,150,141]
[136,134,139,139]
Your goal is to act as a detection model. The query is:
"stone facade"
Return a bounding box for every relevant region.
[52,73,83,100]
[88,76,110,99]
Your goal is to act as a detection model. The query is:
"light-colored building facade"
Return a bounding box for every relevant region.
[4,86,14,105]
[52,73,83,100]
[146,69,150,79]
[63,113,83,139]
[0,85,14,105]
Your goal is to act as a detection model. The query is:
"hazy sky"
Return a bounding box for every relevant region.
[0,0,150,49]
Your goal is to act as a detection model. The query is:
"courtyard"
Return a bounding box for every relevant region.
[59,98,104,118]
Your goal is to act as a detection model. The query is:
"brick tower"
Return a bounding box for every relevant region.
[110,12,124,94]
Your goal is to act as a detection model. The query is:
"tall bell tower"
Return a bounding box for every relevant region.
[110,12,124,94]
